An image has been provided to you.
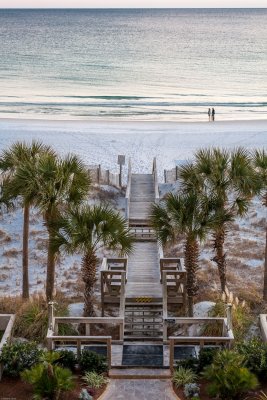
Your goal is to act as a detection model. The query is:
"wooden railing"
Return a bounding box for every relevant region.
[0,314,15,380]
[125,158,132,220]
[161,255,187,333]
[152,157,160,204]
[47,331,112,369]
[168,317,234,372]
[100,257,127,317]
[260,314,267,342]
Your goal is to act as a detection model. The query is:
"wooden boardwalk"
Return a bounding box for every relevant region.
[126,173,162,300]
[129,174,155,223]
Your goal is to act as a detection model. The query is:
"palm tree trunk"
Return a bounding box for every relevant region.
[45,212,56,301]
[212,227,226,292]
[184,238,199,317]
[82,251,97,317]
[263,201,267,301]
[22,204,30,299]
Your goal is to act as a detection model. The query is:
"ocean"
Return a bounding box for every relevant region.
[0,8,266,121]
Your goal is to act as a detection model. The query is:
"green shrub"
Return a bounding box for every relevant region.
[203,350,258,400]
[80,350,108,374]
[172,367,197,388]
[55,349,77,371]
[0,341,43,377]
[176,357,199,373]
[12,293,71,342]
[209,300,252,342]
[236,338,267,380]
[21,351,74,400]
[83,371,108,389]
[197,347,219,372]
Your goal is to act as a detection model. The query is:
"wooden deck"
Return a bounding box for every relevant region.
[129,174,155,223]
[126,241,161,299]
[126,172,162,300]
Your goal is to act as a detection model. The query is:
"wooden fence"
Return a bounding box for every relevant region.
[87,164,121,188]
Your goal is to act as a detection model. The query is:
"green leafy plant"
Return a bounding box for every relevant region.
[0,341,43,377]
[12,293,71,342]
[21,351,74,400]
[176,357,199,373]
[197,347,219,372]
[203,350,258,400]
[172,366,197,388]
[54,349,77,371]
[80,350,108,373]
[236,338,267,380]
[83,371,108,389]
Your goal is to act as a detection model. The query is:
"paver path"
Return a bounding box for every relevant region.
[99,379,178,400]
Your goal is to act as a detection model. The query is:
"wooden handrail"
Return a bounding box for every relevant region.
[260,314,267,342]
[125,158,132,220]
[152,157,160,203]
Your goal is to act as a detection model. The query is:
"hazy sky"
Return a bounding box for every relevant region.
[0,0,266,8]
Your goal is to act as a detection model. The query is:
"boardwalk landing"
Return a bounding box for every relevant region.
[126,173,161,301]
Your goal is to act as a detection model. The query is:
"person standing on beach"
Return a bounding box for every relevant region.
[212,108,215,121]
[208,108,211,121]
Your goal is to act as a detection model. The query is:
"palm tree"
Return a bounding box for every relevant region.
[0,141,54,299]
[151,192,212,317]
[51,205,133,316]
[253,149,267,300]
[179,148,257,292]
[11,152,90,301]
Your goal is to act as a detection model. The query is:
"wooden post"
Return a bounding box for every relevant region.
[77,339,81,359]
[48,301,55,331]
[226,303,233,331]
[175,166,178,181]
[101,271,104,317]
[85,324,90,336]
[98,164,101,184]
[169,338,174,373]
[107,337,112,371]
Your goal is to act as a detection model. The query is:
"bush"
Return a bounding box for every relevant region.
[209,298,252,342]
[0,341,43,377]
[236,338,267,380]
[80,350,108,374]
[55,349,77,371]
[176,357,199,373]
[172,367,197,388]
[203,350,258,400]
[83,371,108,389]
[14,294,73,342]
[21,352,74,400]
[197,347,219,372]
[184,383,200,399]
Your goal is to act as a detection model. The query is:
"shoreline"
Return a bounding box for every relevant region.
[1,117,267,126]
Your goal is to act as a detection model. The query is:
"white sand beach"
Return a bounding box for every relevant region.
[0,119,266,178]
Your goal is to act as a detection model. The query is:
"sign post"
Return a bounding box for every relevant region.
[117,155,125,188]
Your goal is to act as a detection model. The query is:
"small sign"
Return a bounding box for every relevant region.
[117,155,125,165]
[165,318,176,324]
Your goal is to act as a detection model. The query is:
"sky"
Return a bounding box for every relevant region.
[0,0,266,8]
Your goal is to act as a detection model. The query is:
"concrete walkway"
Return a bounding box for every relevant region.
[99,379,178,400]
